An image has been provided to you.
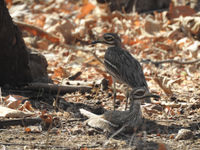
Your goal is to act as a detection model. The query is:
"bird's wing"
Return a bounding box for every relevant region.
[120,50,148,88]
[104,48,148,88]
[104,48,122,80]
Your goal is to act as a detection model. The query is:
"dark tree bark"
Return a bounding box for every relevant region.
[97,0,171,13]
[0,0,49,87]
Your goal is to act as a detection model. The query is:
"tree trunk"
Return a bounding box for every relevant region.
[97,0,171,13]
[0,0,49,87]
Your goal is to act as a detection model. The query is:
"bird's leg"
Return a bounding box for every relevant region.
[112,77,116,111]
[103,124,127,147]
[125,87,129,111]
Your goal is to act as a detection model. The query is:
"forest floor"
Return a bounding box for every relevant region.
[0,0,200,149]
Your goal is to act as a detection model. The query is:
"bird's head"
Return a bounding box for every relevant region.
[130,87,160,101]
[91,33,122,47]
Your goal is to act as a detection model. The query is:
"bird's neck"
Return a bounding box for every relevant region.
[129,100,141,112]
[108,43,122,48]
[116,42,122,48]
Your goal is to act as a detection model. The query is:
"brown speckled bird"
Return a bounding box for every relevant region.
[92,33,149,110]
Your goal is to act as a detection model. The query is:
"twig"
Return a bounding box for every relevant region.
[141,58,200,66]
[68,71,82,80]
[62,44,104,65]
[91,50,104,65]
[129,133,135,146]
[79,145,100,149]
[0,142,70,149]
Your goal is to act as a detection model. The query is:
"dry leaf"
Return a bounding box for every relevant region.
[15,21,60,44]
[52,66,70,79]
[18,101,34,112]
[25,127,31,133]
[122,35,135,46]
[36,39,49,50]
[35,15,46,28]
[6,0,12,8]
[158,143,167,150]
[55,20,75,44]
[76,3,95,19]
[95,68,113,86]
[4,95,26,109]
[0,106,34,118]
[167,2,196,19]
[116,95,126,101]
[143,106,162,116]
[144,17,162,35]
[153,76,173,95]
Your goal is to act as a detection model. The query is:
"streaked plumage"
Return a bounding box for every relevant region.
[92,33,149,110]
[104,46,148,89]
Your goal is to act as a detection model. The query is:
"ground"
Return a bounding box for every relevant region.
[0,0,200,149]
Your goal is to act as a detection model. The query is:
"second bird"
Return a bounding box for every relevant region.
[92,33,149,110]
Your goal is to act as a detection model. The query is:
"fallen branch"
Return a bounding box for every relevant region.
[22,83,92,95]
[64,79,103,86]
[14,20,60,44]
[141,58,200,66]
[0,117,41,128]
[0,142,70,149]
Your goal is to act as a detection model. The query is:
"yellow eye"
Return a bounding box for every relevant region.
[105,36,113,41]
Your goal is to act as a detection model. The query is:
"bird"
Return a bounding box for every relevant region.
[104,88,160,145]
[80,87,160,144]
[91,33,149,110]
[104,87,160,139]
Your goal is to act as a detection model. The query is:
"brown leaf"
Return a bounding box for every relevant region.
[122,35,135,46]
[76,3,95,19]
[56,20,75,44]
[144,18,162,35]
[167,2,195,19]
[35,15,46,28]
[52,66,70,80]
[6,0,12,8]
[36,39,49,50]
[116,95,126,101]
[0,106,34,118]
[19,101,34,112]
[153,76,173,95]
[95,68,113,86]
[25,127,31,133]
[143,107,162,116]
[40,112,53,126]
[158,143,167,150]
[4,95,25,109]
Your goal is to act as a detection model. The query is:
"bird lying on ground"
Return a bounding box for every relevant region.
[80,87,160,133]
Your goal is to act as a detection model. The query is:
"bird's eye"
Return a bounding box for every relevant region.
[134,89,145,96]
[135,91,145,96]
[105,36,113,41]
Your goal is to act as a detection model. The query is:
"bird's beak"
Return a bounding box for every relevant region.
[133,92,160,100]
[144,93,160,99]
[91,36,105,45]
[91,40,100,44]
